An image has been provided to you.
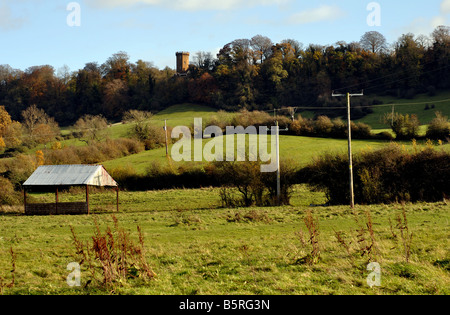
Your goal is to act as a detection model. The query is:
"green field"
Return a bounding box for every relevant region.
[102,133,449,174]
[0,186,448,295]
[1,99,449,296]
[108,103,218,139]
[356,91,450,129]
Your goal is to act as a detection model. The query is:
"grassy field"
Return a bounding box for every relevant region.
[1,98,449,296]
[356,91,450,129]
[0,186,448,295]
[102,133,450,174]
[108,103,218,139]
[295,91,450,130]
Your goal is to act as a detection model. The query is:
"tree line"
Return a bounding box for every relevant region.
[0,27,449,127]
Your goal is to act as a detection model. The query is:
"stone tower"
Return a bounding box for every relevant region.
[176,52,190,74]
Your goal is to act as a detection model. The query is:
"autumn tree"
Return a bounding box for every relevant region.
[102,79,129,119]
[21,104,59,133]
[122,109,153,143]
[101,51,131,81]
[3,121,23,148]
[0,106,23,149]
[74,62,103,117]
[393,33,425,94]
[0,105,12,150]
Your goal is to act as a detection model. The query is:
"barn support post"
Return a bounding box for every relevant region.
[86,185,90,215]
[23,188,27,215]
[116,186,119,212]
[55,187,59,215]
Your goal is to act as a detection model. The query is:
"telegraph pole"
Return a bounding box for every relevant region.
[164,119,169,157]
[273,120,289,205]
[332,91,364,208]
[276,121,281,204]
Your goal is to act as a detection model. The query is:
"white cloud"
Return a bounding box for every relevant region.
[441,0,450,14]
[431,16,446,28]
[0,4,27,31]
[288,5,345,25]
[394,0,449,37]
[86,0,289,11]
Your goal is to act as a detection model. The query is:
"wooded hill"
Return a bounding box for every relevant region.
[0,27,449,126]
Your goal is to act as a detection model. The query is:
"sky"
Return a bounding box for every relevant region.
[0,0,449,73]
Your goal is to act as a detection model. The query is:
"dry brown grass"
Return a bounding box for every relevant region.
[70,215,156,290]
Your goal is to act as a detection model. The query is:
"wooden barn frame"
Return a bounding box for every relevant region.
[22,165,119,215]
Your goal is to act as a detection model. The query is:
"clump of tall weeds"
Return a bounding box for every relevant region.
[295,210,320,265]
[70,215,155,290]
[355,210,379,263]
[390,208,413,263]
[334,210,379,265]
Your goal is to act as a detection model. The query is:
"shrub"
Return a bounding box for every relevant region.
[351,122,373,139]
[5,154,36,189]
[0,177,20,205]
[426,112,450,140]
[205,110,233,131]
[214,159,297,207]
[384,113,421,140]
[301,144,450,205]
[374,131,394,141]
[331,118,347,138]
[314,116,333,136]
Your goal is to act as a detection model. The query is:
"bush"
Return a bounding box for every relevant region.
[43,138,145,165]
[315,116,333,136]
[426,112,450,140]
[351,122,372,139]
[0,176,20,205]
[374,131,395,141]
[384,113,421,140]
[301,144,450,205]
[214,159,298,207]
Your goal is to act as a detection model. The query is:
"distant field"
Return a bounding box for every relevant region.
[102,133,450,174]
[109,103,218,139]
[357,91,450,129]
[294,91,450,130]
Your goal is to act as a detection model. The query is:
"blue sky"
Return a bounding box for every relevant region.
[0,0,449,73]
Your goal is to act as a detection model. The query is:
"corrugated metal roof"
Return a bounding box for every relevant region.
[23,165,118,187]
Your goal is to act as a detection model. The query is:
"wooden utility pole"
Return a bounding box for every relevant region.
[272,121,288,205]
[164,119,169,157]
[332,91,364,208]
[276,121,281,204]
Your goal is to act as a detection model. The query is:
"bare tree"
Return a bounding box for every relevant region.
[74,114,109,143]
[432,25,450,45]
[21,104,59,134]
[281,39,303,57]
[193,51,215,71]
[250,35,273,63]
[360,31,387,53]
